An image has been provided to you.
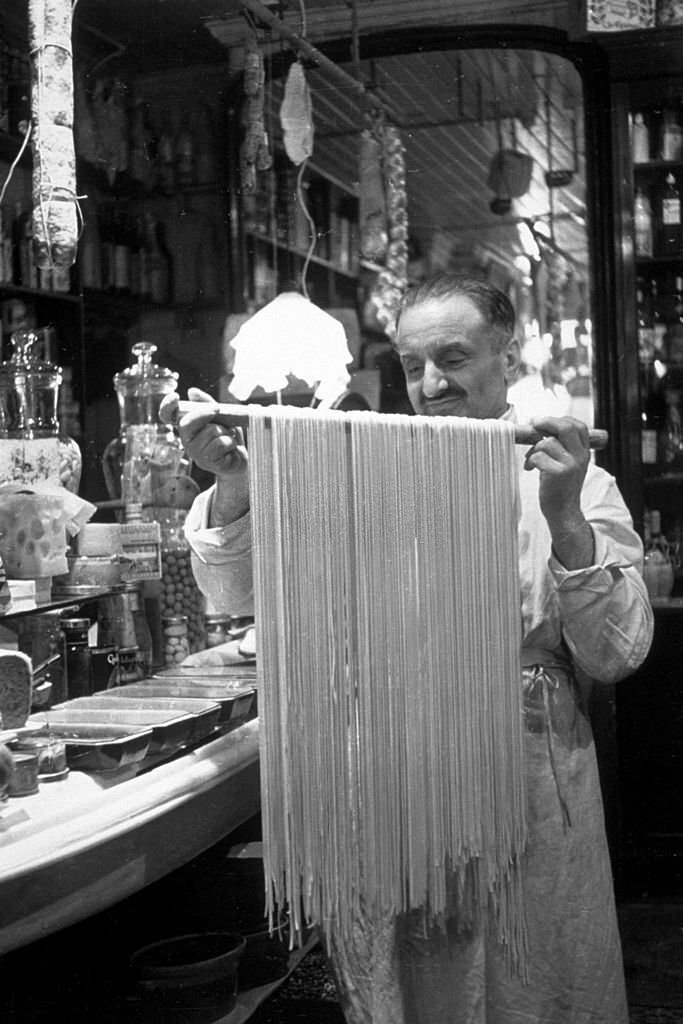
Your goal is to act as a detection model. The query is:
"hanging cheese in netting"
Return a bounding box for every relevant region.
[28,0,79,272]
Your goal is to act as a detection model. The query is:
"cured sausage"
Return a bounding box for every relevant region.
[28,0,78,270]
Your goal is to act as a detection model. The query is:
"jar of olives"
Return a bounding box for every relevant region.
[162,615,190,665]
[159,509,206,653]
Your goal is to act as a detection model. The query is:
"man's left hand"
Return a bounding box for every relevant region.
[524,415,594,569]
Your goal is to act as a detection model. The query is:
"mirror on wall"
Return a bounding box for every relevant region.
[277,45,593,426]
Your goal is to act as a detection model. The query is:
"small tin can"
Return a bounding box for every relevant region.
[118,645,145,684]
[162,615,190,665]
[8,751,39,797]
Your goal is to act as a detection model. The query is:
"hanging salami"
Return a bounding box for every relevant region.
[370,123,408,340]
[28,0,78,271]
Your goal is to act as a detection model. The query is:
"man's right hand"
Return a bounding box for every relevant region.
[159,387,250,525]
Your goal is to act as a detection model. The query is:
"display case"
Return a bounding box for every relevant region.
[606,28,683,898]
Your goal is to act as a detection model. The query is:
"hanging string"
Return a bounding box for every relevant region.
[296,158,317,300]
[297,0,307,39]
[0,124,32,207]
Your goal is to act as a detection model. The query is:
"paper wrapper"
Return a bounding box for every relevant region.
[0,483,96,579]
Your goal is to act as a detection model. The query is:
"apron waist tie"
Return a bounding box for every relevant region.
[522,647,573,831]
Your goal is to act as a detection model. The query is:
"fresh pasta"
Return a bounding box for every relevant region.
[250,406,527,973]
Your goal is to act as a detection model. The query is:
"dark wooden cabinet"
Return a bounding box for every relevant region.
[603,28,683,899]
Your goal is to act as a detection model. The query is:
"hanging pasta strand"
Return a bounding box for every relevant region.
[249,405,528,974]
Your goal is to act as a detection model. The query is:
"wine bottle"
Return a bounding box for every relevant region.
[660,103,683,162]
[637,280,655,364]
[112,206,131,295]
[658,171,682,256]
[650,277,667,359]
[634,186,654,257]
[156,109,176,195]
[175,114,196,189]
[641,358,666,465]
[666,275,683,367]
[632,111,650,163]
[661,387,683,465]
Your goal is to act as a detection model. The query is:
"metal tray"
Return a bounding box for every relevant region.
[94,681,257,728]
[154,664,258,682]
[55,695,222,744]
[22,722,153,772]
[31,707,194,756]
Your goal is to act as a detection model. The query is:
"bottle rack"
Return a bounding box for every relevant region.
[629,97,683,565]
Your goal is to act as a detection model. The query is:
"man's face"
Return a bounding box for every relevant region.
[395,295,520,419]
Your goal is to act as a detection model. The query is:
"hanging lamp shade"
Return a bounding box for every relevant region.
[228,292,353,406]
[487,149,533,200]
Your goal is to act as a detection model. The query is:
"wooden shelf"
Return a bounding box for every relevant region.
[0,588,116,622]
[0,283,81,305]
[245,230,358,279]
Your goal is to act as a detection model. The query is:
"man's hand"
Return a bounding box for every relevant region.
[524,415,594,570]
[159,388,250,526]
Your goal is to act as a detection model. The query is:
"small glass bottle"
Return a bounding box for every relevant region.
[632,111,650,163]
[162,615,190,666]
[60,617,92,700]
[642,509,675,600]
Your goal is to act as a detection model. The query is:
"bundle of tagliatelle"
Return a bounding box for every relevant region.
[249,405,528,974]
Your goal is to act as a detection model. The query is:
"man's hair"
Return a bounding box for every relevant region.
[398,273,515,352]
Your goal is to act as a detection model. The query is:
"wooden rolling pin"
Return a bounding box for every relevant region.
[174,400,609,450]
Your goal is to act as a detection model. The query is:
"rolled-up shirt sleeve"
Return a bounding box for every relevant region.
[184,485,254,616]
[548,473,654,683]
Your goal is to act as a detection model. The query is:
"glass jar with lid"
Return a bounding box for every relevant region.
[102,341,188,508]
[0,328,81,491]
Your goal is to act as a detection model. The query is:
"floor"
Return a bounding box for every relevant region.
[1,815,683,1023]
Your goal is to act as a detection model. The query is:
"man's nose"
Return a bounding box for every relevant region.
[422,362,446,398]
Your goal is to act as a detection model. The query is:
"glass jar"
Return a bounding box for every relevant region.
[0,328,81,491]
[162,615,190,665]
[102,341,186,506]
[159,508,206,653]
[205,613,230,648]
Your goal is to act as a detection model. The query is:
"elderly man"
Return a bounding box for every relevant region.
[162,273,652,1023]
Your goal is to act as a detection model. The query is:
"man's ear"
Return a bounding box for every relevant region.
[503,337,522,384]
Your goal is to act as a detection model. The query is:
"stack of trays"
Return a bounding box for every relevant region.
[24,667,257,773]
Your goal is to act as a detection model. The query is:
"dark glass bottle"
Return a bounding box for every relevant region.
[60,616,92,700]
[641,358,667,466]
[658,171,682,256]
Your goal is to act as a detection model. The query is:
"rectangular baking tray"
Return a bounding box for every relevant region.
[94,681,257,728]
[31,707,195,756]
[154,664,258,682]
[53,696,222,744]
[22,722,153,772]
